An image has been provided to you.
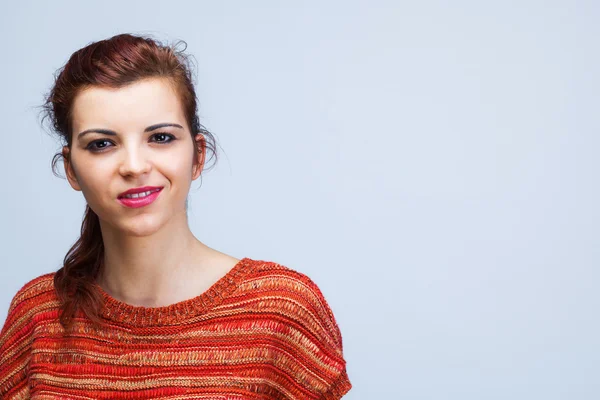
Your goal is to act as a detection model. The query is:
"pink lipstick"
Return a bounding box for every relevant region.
[117,187,163,208]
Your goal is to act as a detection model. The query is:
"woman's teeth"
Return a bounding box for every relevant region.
[122,189,158,199]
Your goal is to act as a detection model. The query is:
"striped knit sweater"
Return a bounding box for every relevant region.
[0,257,351,399]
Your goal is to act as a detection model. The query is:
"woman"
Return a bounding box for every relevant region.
[0,33,351,399]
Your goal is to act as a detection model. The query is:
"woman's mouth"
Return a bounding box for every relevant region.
[117,188,163,208]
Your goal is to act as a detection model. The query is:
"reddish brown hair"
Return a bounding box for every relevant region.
[38,33,219,332]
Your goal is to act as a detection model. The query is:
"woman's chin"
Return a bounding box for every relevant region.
[119,217,165,237]
[97,213,166,238]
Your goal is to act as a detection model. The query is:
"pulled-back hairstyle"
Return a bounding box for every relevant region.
[38,33,219,332]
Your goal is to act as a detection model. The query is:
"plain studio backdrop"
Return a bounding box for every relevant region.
[0,1,598,399]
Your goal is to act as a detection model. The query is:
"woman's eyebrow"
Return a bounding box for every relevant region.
[77,123,184,139]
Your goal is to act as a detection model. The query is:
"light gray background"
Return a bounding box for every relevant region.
[1,1,598,398]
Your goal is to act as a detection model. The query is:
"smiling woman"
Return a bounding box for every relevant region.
[0,33,351,399]
[61,77,205,238]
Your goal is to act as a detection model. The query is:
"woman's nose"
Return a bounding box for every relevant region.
[118,148,151,177]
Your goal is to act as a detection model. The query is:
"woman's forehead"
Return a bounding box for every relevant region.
[72,78,185,132]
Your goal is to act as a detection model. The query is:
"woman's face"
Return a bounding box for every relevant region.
[63,77,204,236]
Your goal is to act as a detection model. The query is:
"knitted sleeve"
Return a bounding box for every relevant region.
[0,283,35,399]
[296,272,352,399]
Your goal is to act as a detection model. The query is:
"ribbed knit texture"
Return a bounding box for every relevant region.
[0,257,351,399]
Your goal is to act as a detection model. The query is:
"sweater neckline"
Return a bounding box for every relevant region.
[93,257,255,327]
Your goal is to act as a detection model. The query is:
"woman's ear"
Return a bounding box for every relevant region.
[62,146,82,191]
[192,133,206,180]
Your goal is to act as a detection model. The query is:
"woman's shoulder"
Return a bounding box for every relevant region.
[0,272,57,398]
[246,258,335,305]
[247,257,329,289]
[0,272,57,358]
[1,272,59,338]
[243,258,352,397]
[243,258,346,351]
[3,272,58,318]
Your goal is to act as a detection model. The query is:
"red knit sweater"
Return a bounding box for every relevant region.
[0,257,351,399]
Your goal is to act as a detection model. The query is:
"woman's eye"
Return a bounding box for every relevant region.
[87,140,113,151]
[151,133,176,143]
[86,133,176,152]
